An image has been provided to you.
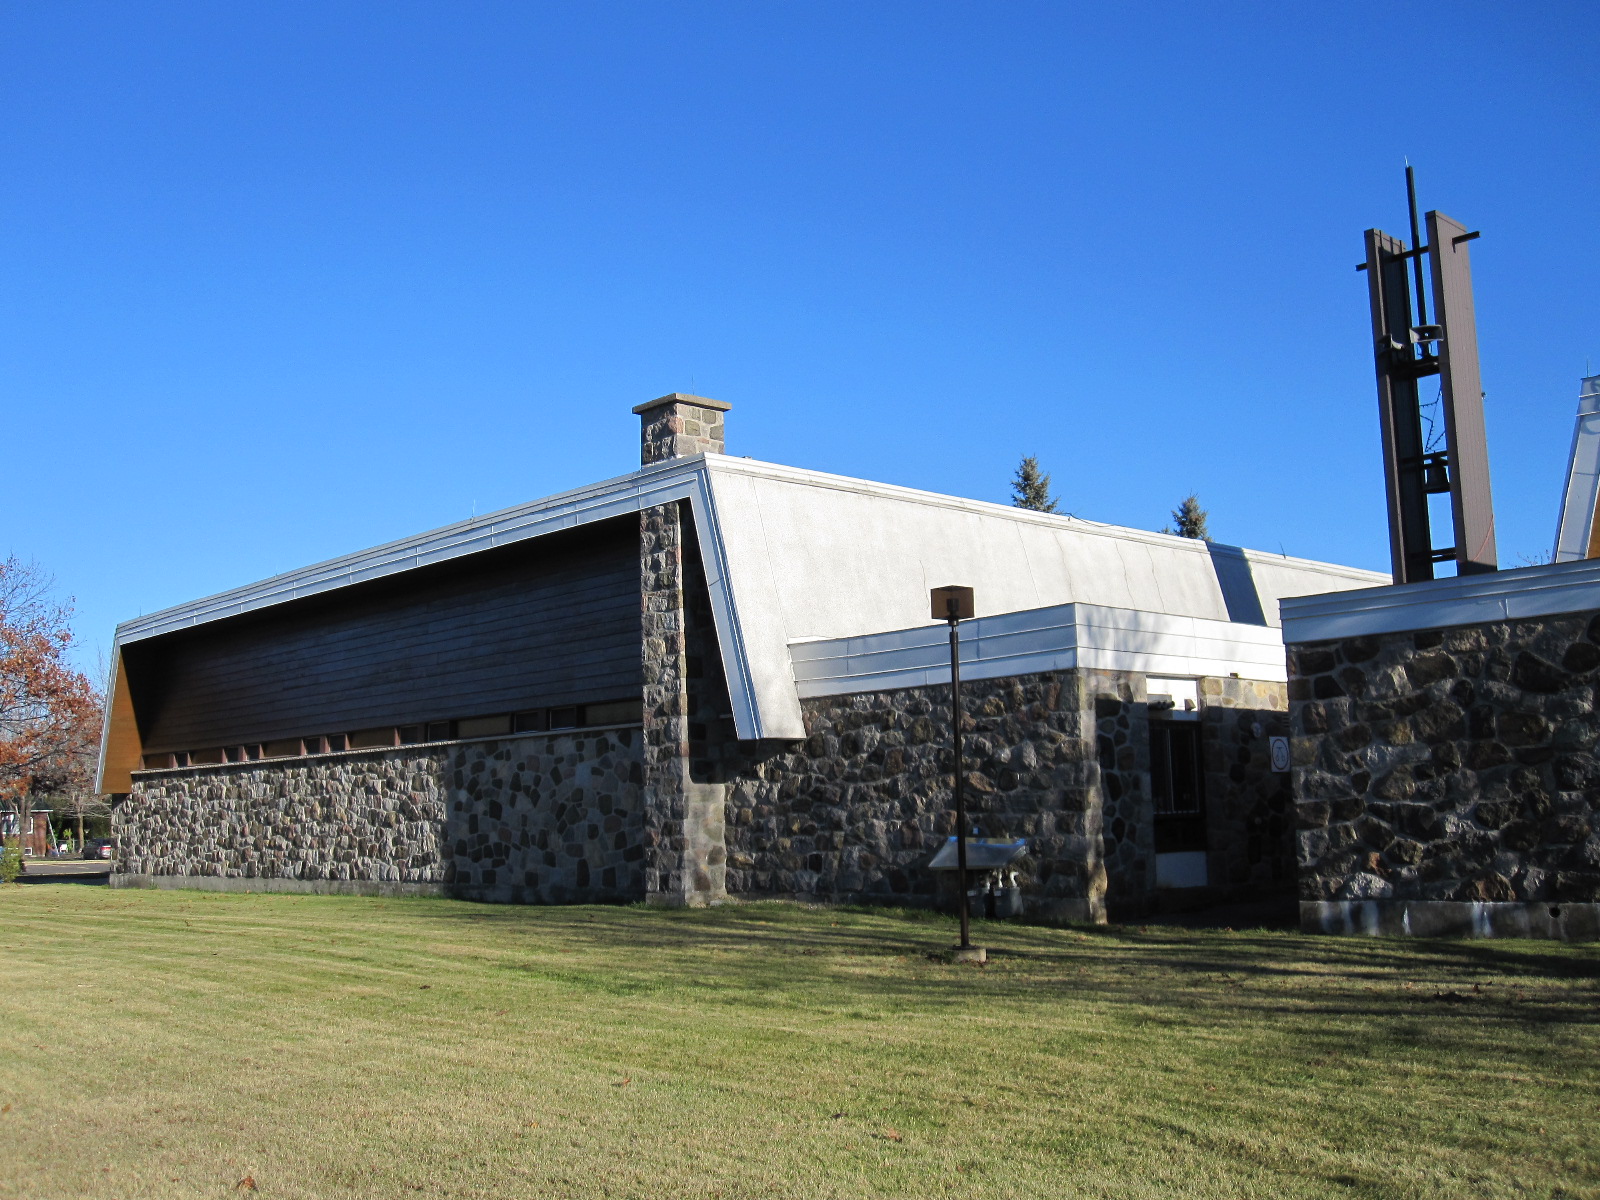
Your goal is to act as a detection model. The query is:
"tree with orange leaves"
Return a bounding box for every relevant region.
[0,558,102,843]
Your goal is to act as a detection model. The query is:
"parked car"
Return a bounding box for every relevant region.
[83,839,113,860]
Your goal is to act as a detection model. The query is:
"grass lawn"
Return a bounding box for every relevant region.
[0,887,1595,1199]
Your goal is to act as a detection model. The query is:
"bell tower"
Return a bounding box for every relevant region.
[1361,167,1497,583]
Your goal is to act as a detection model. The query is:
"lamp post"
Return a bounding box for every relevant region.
[931,585,984,964]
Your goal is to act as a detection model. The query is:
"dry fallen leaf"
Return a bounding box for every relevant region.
[2,1104,11,1114]
[235,1175,257,1191]
[881,1128,903,1143]
[524,1121,539,1128]
[613,1077,631,1088]
[419,984,431,990]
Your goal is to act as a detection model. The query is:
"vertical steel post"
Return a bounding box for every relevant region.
[1365,226,1435,583]
[947,603,970,950]
[1405,165,1429,328]
[1426,209,1498,574]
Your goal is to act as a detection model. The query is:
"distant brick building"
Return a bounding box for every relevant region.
[101,395,1383,919]
[2,807,53,857]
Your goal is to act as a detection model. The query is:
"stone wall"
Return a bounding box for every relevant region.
[114,728,645,903]
[717,671,1109,922]
[1290,611,1600,938]
[447,728,645,903]
[1202,677,1294,893]
[1094,676,1153,908]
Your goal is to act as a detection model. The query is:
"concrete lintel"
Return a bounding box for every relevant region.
[632,393,731,414]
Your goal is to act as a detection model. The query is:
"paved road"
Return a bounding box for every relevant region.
[17,859,111,884]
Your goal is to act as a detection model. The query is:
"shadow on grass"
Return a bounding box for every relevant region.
[411,898,1600,1033]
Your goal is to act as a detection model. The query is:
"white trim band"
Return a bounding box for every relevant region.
[789,602,1288,697]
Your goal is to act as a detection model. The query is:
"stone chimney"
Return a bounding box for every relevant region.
[632,393,730,465]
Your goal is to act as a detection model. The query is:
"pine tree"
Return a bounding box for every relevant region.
[1010,456,1058,513]
[1169,494,1211,541]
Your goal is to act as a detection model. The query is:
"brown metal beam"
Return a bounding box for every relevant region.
[1365,227,1435,583]
[1426,210,1498,574]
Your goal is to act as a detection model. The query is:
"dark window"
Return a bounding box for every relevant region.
[162,698,640,768]
[582,699,640,727]
[1151,721,1206,852]
[457,714,511,738]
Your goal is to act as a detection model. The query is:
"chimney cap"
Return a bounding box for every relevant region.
[631,392,731,415]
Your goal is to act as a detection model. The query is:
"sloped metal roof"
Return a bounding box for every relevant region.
[105,454,1388,760]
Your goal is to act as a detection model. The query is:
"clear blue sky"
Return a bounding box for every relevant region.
[3,1,1595,673]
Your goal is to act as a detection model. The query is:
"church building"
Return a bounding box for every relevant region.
[100,395,1384,920]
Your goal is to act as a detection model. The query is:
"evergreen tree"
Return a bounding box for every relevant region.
[1010,456,1058,513]
[1169,493,1211,541]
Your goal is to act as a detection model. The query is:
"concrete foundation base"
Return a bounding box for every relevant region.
[111,873,450,899]
[1302,899,1600,941]
[948,945,987,964]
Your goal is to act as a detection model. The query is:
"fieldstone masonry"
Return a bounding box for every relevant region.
[633,393,729,464]
[114,729,645,902]
[1094,677,1152,908]
[1202,677,1295,893]
[633,390,733,906]
[639,500,728,906]
[719,672,1110,922]
[447,728,644,903]
[1290,610,1600,939]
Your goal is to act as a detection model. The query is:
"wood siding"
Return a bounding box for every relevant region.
[126,518,640,751]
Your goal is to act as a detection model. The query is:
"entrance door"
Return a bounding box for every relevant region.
[1151,720,1207,886]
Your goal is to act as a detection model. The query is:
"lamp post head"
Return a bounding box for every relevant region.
[930,585,974,623]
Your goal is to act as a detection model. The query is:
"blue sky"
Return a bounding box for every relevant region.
[2,1,1596,672]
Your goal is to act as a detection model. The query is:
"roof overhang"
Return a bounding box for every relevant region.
[100,455,1390,790]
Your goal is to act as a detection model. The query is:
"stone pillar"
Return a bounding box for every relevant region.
[633,393,730,464]
[637,393,730,906]
[641,501,727,906]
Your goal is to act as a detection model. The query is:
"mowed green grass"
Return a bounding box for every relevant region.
[0,888,1595,1200]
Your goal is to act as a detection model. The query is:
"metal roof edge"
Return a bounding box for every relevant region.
[115,451,1383,646]
[1280,559,1600,643]
[112,457,709,645]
